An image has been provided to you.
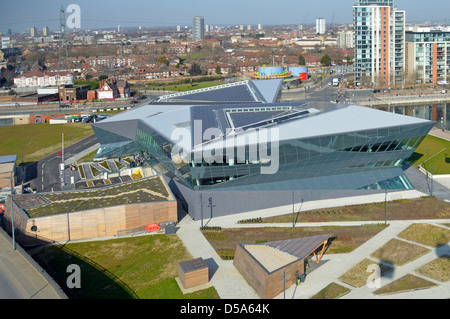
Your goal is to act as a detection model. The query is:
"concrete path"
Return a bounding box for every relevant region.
[176,215,260,299]
[283,220,450,299]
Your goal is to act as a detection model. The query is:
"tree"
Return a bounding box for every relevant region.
[189,63,202,76]
[320,54,332,66]
[344,55,353,65]
[85,74,93,81]
[298,54,306,66]
[215,65,222,75]
[157,56,169,66]
[99,75,108,81]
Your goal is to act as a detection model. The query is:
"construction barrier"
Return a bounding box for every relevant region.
[146,223,160,233]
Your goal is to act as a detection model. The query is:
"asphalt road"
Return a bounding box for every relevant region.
[281,74,350,103]
[26,134,99,193]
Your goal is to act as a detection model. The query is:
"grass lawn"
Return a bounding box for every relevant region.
[408,134,450,174]
[77,148,99,163]
[370,238,430,266]
[310,283,350,299]
[0,123,94,163]
[261,197,450,223]
[373,274,437,295]
[202,224,388,260]
[29,234,220,299]
[397,223,450,247]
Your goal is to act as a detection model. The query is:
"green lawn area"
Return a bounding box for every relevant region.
[0,123,94,163]
[29,234,220,299]
[408,134,450,174]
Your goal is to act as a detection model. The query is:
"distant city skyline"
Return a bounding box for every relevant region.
[1,0,450,33]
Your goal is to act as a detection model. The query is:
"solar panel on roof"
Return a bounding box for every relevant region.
[229,111,284,128]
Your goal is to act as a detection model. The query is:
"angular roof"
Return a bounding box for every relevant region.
[240,234,332,274]
[93,79,434,155]
[155,79,282,104]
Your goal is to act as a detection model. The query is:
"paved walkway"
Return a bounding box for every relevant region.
[429,127,450,141]
[176,189,450,299]
[285,220,450,299]
[0,228,66,299]
[177,215,260,299]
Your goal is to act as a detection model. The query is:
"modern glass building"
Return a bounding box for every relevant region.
[353,0,405,86]
[92,80,434,219]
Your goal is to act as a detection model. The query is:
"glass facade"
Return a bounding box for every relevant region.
[96,117,433,192]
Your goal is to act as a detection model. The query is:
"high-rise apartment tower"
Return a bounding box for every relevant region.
[353,0,405,86]
[193,16,205,40]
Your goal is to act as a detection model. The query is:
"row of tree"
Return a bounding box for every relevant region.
[298,53,353,67]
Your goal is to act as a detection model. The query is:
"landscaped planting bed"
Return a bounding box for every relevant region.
[261,197,450,223]
[310,283,350,299]
[78,165,86,179]
[99,160,111,171]
[397,223,450,248]
[26,176,171,218]
[370,239,430,266]
[202,224,388,260]
[416,256,450,282]
[373,274,437,295]
[339,258,394,288]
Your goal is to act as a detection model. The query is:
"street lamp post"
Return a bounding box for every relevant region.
[199,193,204,229]
[7,173,16,250]
[384,189,387,225]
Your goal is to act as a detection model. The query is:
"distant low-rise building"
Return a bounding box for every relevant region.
[0,48,21,62]
[58,84,91,101]
[87,79,130,100]
[14,70,73,88]
[0,155,16,190]
[337,31,355,49]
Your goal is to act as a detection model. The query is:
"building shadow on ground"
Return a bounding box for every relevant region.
[28,243,138,299]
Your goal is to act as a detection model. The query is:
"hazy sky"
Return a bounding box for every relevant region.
[1,0,450,33]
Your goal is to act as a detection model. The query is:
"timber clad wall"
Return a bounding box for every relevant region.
[3,197,177,245]
[178,259,209,289]
[267,260,304,299]
[233,244,305,299]
[234,244,269,298]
